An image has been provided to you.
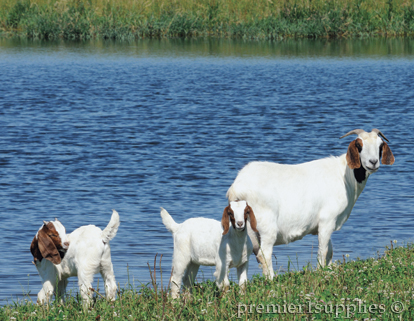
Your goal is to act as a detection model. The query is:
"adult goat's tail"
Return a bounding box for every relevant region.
[160,207,179,234]
[102,210,120,243]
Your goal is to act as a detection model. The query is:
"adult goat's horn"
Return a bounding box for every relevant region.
[340,129,365,139]
[371,128,390,142]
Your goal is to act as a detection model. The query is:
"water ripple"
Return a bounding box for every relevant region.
[0,38,413,304]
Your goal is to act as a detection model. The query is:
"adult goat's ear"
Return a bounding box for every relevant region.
[221,205,230,236]
[381,141,395,165]
[37,228,61,265]
[346,139,362,169]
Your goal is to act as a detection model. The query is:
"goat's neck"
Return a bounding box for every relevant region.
[353,166,367,184]
[342,155,369,204]
[36,259,64,281]
[228,226,248,239]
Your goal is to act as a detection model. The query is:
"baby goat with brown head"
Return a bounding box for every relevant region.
[30,210,120,306]
[161,201,259,298]
[30,219,69,266]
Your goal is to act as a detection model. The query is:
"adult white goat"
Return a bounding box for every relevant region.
[227,129,395,279]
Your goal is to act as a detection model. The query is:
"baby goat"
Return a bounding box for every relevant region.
[30,210,120,305]
[161,201,259,298]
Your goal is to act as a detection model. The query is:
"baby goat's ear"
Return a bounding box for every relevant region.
[346,138,362,169]
[246,205,259,233]
[381,141,395,165]
[30,235,43,263]
[246,204,261,247]
[221,205,231,235]
[37,228,61,265]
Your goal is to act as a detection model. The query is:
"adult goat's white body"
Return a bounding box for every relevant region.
[227,129,394,279]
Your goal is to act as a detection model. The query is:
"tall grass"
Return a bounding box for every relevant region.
[1,0,414,39]
[1,242,414,320]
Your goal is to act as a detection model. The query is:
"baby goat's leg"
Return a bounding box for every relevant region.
[214,252,230,291]
[100,247,117,301]
[215,267,230,292]
[237,262,249,293]
[57,279,68,303]
[170,254,189,299]
[37,288,47,305]
[78,271,94,306]
[183,262,199,290]
[37,281,54,305]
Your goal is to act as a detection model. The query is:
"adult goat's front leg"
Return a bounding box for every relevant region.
[326,239,333,265]
[257,242,275,280]
[318,225,334,267]
[248,209,276,280]
[252,227,276,280]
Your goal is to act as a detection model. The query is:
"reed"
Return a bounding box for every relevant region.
[1,0,414,39]
[1,242,414,320]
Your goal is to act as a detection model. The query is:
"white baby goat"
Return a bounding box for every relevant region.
[160,201,259,298]
[227,128,395,279]
[30,210,120,305]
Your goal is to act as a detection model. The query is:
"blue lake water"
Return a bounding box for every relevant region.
[0,37,413,305]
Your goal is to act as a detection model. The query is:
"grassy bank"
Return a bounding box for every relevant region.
[1,242,414,320]
[1,0,414,40]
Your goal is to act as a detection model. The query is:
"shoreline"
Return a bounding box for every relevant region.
[1,243,413,320]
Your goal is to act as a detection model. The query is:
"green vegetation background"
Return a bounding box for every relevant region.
[1,0,414,39]
[1,243,414,320]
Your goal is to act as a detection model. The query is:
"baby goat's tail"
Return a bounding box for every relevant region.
[160,207,179,234]
[102,210,120,243]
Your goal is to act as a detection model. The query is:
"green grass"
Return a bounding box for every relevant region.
[2,242,414,320]
[1,0,414,39]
